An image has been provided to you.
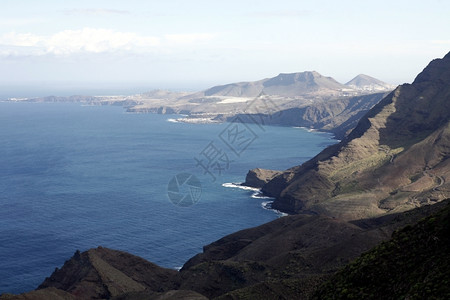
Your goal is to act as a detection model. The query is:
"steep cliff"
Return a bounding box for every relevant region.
[263,52,450,220]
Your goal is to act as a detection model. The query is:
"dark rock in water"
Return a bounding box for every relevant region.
[244,168,282,188]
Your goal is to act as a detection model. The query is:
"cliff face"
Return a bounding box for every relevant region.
[263,52,450,220]
[243,168,282,188]
[230,92,387,139]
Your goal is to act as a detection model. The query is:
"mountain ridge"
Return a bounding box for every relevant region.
[260,51,450,220]
[1,53,449,300]
[201,71,392,98]
[9,71,393,140]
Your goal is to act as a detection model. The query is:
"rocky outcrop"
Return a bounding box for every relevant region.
[262,52,450,219]
[243,168,282,188]
[38,247,178,299]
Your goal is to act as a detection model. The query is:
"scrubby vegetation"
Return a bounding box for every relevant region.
[314,203,450,299]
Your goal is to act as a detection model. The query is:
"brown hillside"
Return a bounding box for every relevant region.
[263,52,450,220]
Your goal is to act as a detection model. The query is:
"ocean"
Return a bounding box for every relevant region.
[0,101,336,294]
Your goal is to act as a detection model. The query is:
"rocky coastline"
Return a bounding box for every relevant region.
[2,54,450,299]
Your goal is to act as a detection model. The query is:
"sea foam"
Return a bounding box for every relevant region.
[222,183,286,217]
[222,182,260,192]
[261,201,288,217]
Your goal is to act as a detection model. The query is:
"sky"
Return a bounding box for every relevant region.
[0,0,449,95]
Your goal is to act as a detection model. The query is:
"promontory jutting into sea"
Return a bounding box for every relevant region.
[2,0,450,295]
[0,99,335,293]
[1,0,450,299]
[0,70,395,294]
[2,51,450,298]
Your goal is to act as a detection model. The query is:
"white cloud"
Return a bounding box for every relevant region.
[1,32,42,47]
[0,28,216,57]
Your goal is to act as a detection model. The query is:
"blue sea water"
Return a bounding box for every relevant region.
[0,102,336,294]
